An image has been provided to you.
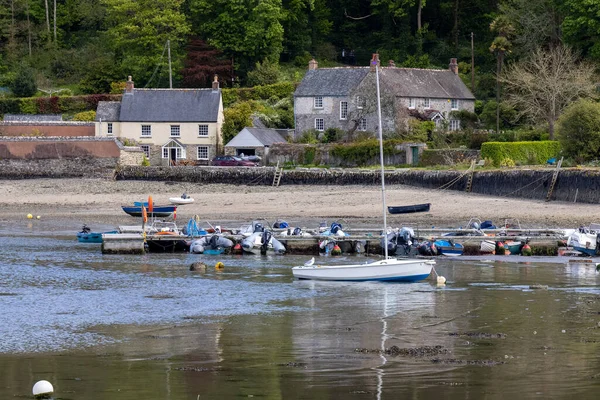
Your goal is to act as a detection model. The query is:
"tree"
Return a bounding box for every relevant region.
[489,15,514,134]
[181,38,233,88]
[102,0,191,85]
[557,99,600,163]
[10,64,37,97]
[500,45,596,140]
[562,0,600,60]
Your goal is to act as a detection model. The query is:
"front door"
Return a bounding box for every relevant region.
[170,148,177,165]
[411,147,419,165]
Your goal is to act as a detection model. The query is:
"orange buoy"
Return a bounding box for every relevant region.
[142,206,148,223]
[148,196,153,213]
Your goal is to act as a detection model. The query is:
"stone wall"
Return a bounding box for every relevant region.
[0,137,120,159]
[0,158,118,178]
[0,122,95,137]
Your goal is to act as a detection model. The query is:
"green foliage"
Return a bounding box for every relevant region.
[73,110,97,121]
[406,120,434,142]
[296,129,320,144]
[481,141,560,166]
[330,139,401,167]
[19,98,37,114]
[141,155,151,166]
[400,54,431,68]
[222,101,254,145]
[10,66,37,98]
[246,59,280,86]
[322,128,344,143]
[303,146,317,165]
[450,110,479,130]
[556,99,600,163]
[499,157,516,167]
[222,82,295,107]
[479,100,517,129]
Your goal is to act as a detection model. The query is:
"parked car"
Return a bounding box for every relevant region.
[211,156,257,167]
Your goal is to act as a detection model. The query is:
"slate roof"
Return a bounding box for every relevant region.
[95,101,121,122]
[119,89,221,122]
[4,114,62,121]
[381,67,475,100]
[295,68,370,97]
[225,128,287,147]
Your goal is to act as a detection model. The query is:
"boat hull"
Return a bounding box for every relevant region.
[122,205,176,217]
[292,259,435,282]
[572,246,597,257]
[387,203,431,214]
[169,197,194,205]
[77,231,117,243]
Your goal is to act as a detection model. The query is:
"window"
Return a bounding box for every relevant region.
[408,98,416,109]
[140,145,150,157]
[162,147,182,158]
[198,124,209,137]
[107,123,113,135]
[451,99,459,110]
[358,118,367,131]
[340,101,348,120]
[449,119,461,131]
[315,118,324,131]
[314,96,323,109]
[170,125,180,137]
[197,146,209,160]
[141,125,151,137]
[422,98,430,108]
[356,96,366,109]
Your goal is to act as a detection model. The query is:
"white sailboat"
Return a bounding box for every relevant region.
[292,58,435,282]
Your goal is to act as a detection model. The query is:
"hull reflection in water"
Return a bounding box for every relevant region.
[292,258,435,281]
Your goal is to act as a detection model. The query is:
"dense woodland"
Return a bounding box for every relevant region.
[1,0,600,162]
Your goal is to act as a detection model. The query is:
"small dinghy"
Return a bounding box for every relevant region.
[241,230,286,255]
[169,193,194,205]
[189,234,234,254]
[77,225,117,243]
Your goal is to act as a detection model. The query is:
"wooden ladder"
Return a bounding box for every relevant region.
[545,157,563,202]
[465,159,476,192]
[272,162,284,187]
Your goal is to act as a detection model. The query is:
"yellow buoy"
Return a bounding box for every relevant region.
[215,262,224,270]
[27,213,33,219]
[36,215,41,220]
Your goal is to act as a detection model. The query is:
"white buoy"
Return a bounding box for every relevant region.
[36,215,41,220]
[32,380,53,397]
[437,276,447,285]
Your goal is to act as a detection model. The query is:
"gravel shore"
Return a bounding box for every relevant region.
[0,178,596,230]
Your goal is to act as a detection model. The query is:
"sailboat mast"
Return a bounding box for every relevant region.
[375,61,389,259]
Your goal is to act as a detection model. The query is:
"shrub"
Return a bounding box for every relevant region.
[481,141,560,166]
[10,66,37,97]
[296,129,320,144]
[557,99,600,163]
[322,128,344,143]
[72,110,96,121]
[330,139,401,166]
[222,101,254,145]
[141,155,150,166]
[499,157,516,167]
[246,59,280,86]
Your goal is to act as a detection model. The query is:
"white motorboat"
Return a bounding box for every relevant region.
[169,193,194,205]
[292,59,434,282]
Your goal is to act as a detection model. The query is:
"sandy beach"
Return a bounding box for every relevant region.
[0,177,597,230]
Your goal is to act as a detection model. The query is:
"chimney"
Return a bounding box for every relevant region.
[370,53,380,72]
[125,76,134,94]
[388,59,396,67]
[212,75,220,90]
[308,59,318,70]
[449,58,458,75]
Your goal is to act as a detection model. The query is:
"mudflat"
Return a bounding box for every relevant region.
[0,178,595,229]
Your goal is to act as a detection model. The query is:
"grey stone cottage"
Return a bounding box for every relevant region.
[293,55,475,136]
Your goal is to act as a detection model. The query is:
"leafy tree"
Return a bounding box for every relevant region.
[562,0,600,60]
[222,101,255,146]
[101,0,191,86]
[557,99,600,163]
[181,38,233,88]
[500,45,596,139]
[246,59,280,87]
[10,65,37,97]
[189,0,284,77]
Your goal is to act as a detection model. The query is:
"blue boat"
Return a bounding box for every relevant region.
[121,205,177,217]
[77,225,117,243]
[433,239,464,257]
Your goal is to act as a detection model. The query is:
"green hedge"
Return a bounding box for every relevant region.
[0,94,122,117]
[330,139,402,166]
[222,82,295,107]
[481,141,560,166]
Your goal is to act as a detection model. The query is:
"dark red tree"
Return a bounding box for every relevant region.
[181,38,234,88]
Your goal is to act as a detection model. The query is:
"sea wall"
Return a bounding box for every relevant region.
[115,166,600,204]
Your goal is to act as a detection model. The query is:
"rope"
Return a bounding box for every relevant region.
[437,167,473,190]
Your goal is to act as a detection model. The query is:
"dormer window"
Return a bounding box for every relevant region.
[314,96,323,109]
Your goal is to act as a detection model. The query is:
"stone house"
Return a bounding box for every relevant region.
[294,55,475,136]
[95,76,224,166]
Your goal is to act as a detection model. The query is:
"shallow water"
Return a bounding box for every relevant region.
[1,231,600,399]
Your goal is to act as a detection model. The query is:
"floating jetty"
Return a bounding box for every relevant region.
[100,225,569,257]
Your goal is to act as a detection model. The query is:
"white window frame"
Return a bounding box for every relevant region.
[340,101,348,120]
[198,124,209,137]
[315,118,324,131]
[170,125,181,137]
[356,96,366,109]
[358,118,367,131]
[107,122,113,135]
[314,96,323,109]
[449,119,461,131]
[141,125,151,137]
[197,146,209,160]
[451,99,459,110]
[162,147,182,159]
[408,98,416,109]
[422,98,431,109]
[140,145,150,157]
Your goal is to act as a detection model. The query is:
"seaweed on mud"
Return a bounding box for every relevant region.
[430,358,505,366]
[277,362,307,368]
[355,345,449,357]
[449,332,507,339]
[173,366,213,372]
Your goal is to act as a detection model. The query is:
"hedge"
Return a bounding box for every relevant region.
[222,82,296,107]
[480,141,560,166]
[330,139,403,166]
[0,94,122,117]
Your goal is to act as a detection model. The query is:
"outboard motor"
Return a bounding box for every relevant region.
[330,222,343,235]
[81,224,91,234]
[293,227,302,236]
[209,234,219,249]
[261,230,272,254]
[254,222,264,233]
